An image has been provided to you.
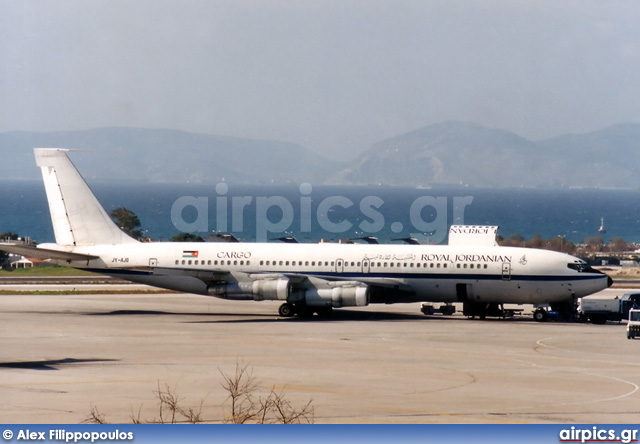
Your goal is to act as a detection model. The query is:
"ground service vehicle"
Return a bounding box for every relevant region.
[627,309,640,339]
[578,293,640,324]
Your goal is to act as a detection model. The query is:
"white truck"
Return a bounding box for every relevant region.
[627,309,640,339]
[578,293,640,324]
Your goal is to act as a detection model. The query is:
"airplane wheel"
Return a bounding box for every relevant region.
[533,308,548,322]
[278,303,295,317]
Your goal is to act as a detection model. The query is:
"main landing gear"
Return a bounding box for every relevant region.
[278,303,295,317]
[533,308,548,322]
[278,302,333,318]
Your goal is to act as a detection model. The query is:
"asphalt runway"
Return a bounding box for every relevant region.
[1,287,639,424]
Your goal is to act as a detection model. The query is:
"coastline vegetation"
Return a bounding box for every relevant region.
[497,233,637,262]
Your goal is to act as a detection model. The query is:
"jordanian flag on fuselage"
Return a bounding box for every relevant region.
[182,251,199,258]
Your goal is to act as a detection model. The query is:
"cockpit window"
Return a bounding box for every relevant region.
[567,263,585,272]
[567,262,597,273]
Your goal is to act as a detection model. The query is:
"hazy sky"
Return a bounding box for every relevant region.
[2,0,640,159]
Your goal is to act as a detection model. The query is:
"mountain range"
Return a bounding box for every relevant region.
[0,128,338,184]
[1,122,639,188]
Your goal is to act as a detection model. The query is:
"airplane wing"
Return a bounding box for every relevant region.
[0,243,99,262]
[280,272,415,293]
[276,273,415,293]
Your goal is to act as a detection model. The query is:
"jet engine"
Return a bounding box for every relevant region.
[304,284,369,308]
[208,278,290,301]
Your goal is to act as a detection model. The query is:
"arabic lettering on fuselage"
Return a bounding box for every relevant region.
[364,253,512,264]
[363,254,416,261]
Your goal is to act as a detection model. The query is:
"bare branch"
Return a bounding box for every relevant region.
[129,404,144,424]
[83,405,108,424]
[85,361,313,424]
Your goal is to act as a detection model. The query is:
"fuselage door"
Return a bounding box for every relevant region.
[149,258,158,267]
[335,259,344,273]
[501,263,511,281]
[362,259,371,274]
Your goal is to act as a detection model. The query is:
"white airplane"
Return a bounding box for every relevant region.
[0,149,612,321]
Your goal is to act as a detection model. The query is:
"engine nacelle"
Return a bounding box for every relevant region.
[251,278,289,301]
[304,285,369,308]
[208,278,290,301]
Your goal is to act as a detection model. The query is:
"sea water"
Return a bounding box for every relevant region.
[1,181,640,245]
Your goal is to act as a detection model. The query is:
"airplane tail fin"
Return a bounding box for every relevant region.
[34,148,139,246]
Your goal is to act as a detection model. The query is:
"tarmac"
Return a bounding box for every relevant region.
[1,285,639,424]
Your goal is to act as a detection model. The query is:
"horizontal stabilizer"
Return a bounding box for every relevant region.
[0,243,99,262]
